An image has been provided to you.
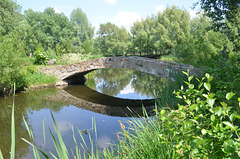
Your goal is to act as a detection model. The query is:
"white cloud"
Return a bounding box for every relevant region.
[156,5,166,13]
[115,11,141,30]
[93,11,141,33]
[120,83,135,95]
[189,10,198,19]
[97,136,111,148]
[104,0,116,5]
[54,7,61,13]
[53,121,70,134]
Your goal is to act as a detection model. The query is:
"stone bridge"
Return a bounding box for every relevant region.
[40,56,201,85]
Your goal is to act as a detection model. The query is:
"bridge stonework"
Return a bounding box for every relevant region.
[39,56,202,84]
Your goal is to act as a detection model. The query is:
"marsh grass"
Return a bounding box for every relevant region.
[114,109,176,159]
[22,113,102,159]
[0,84,16,159]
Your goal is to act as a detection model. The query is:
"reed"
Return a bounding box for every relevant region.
[0,84,16,159]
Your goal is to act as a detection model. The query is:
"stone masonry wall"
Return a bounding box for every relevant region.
[39,56,202,83]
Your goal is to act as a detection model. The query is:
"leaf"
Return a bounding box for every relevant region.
[190,119,199,125]
[201,129,207,135]
[223,121,235,130]
[226,92,235,100]
[207,98,215,106]
[205,73,210,79]
[210,115,215,121]
[204,83,211,91]
[208,75,213,82]
[160,110,166,116]
[188,75,193,82]
[189,84,194,89]
[182,71,188,76]
[230,113,236,122]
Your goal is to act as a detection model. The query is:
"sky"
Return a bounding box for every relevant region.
[17,0,200,32]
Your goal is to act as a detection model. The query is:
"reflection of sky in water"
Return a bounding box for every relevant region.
[23,105,132,159]
[96,79,153,99]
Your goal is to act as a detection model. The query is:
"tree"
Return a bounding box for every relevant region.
[130,18,155,55]
[174,15,231,67]
[0,0,22,35]
[153,6,191,54]
[24,8,74,53]
[70,8,94,44]
[196,0,240,28]
[96,22,129,56]
[197,0,240,51]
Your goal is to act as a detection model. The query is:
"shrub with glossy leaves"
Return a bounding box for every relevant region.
[158,72,240,158]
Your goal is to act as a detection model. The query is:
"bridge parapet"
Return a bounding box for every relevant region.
[39,56,202,84]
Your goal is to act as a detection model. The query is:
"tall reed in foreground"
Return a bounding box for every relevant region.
[22,113,101,159]
[0,84,16,159]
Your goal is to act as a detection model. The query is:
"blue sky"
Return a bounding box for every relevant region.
[17,0,200,31]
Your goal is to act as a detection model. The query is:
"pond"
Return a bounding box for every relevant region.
[0,68,168,158]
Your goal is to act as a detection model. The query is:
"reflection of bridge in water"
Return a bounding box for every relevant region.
[47,85,156,117]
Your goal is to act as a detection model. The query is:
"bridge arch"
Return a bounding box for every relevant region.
[40,56,201,85]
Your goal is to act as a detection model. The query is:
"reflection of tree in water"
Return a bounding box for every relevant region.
[86,68,168,98]
[86,68,134,96]
[0,88,66,158]
[131,71,169,98]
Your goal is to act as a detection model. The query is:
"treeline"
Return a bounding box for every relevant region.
[0,0,239,95]
[1,0,239,64]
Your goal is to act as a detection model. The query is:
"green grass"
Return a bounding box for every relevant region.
[159,54,178,63]
[58,53,104,65]
[26,71,57,86]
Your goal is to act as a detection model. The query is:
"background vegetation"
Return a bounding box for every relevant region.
[0,0,240,158]
[0,0,239,96]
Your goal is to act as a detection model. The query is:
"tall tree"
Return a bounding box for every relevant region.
[197,0,240,28]
[197,0,240,51]
[70,8,94,44]
[96,22,129,56]
[24,8,74,52]
[153,6,191,54]
[0,0,22,35]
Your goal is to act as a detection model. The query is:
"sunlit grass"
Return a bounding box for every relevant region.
[159,54,178,63]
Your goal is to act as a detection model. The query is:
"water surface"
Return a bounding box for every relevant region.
[0,68,166,158]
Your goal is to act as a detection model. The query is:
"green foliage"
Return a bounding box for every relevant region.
[115,115,176,159]
[0,33,27,94]
[96,22,129,56]
[197,0,240,51]
[82,39,92,54]
[24,8,74,52]
[33,44,48,65]
[174,15,232,67]
[24,66,57,85]
[70,8,94,43]
[0,0,22,35]
[205,59,240,109]
[157,73,240,158]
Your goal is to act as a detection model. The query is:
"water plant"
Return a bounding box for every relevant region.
[0,84,16,159]
[22,113,101,159]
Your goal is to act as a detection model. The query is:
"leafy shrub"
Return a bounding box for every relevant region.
[158,72,240,158]
[33,44,48,65]
[205,60,240,111]
[0,33,27,95]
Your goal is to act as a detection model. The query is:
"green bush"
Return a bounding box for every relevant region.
[205,60,240,111]
[33,44,48,65]
[0,33,27,95]
[158,72,240,158]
